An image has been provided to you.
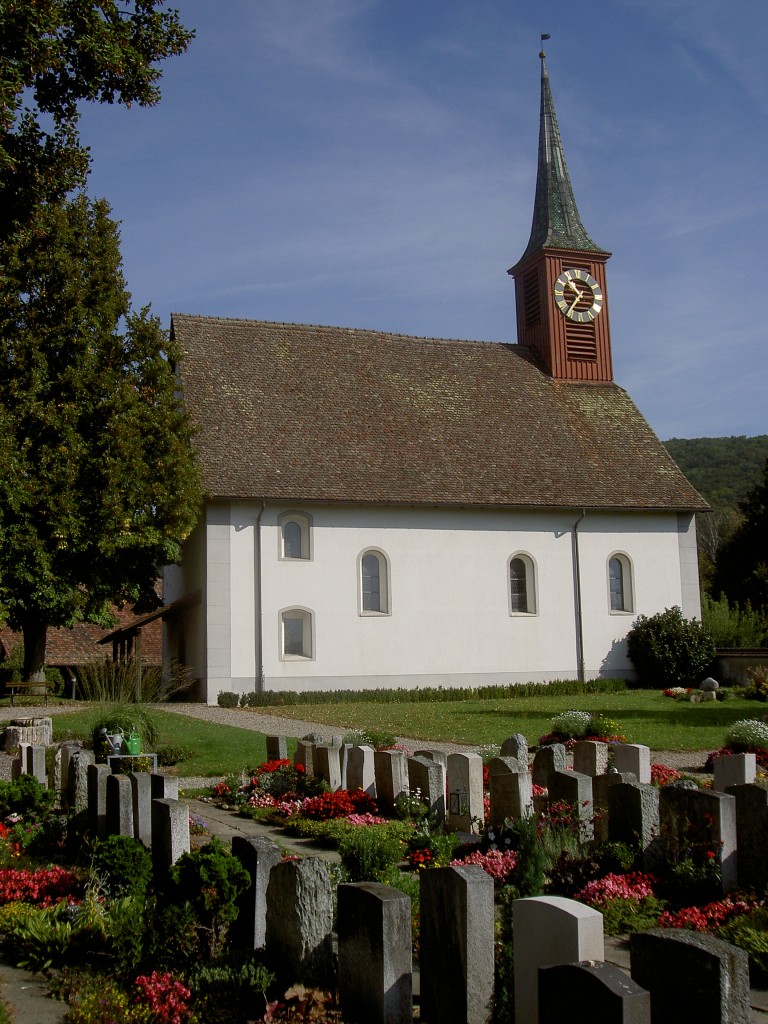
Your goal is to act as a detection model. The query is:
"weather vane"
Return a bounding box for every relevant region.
[540,33,550,59]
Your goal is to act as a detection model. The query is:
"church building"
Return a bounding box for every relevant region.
[164,52,707,703]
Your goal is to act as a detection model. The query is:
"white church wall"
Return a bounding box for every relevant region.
[191,501,695,701]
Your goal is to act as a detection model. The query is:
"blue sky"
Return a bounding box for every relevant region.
[78,0,767,440]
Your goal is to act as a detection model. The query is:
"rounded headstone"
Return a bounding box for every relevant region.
[699,677,719,692]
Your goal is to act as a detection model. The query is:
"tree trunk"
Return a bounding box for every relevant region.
[21,618,48,683]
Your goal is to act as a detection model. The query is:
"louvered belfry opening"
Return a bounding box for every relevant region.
[523,266,542,327]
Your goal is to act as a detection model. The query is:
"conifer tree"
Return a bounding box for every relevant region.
[0,195,201,680]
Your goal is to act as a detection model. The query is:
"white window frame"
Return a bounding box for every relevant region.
[607,552,634,613]
[280,607,314,660]
[358,548,391,616]
[508,553,537,615]
[278,511,312,561]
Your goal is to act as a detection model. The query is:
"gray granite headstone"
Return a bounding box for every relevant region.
[265,857,334,988]
[266,735,288,761]
[337,882,413,1024]
[313,744,342,791]
[613,744,652,785]
[608,782,661,867]
[231,835,282,949]
[548,768,594,841]
[500,733,528,762]
[713,753,756,793]
[630,928,749,1024]
[573,740,609,777]
[659,787,737,893]
[407,756,446,824]
[539,962,650,1024]
[151,797,190,877]
[420,865,494,1024]
[87,762,110,837]
[446,751,484,833]
[727,783,768,891]
[150,772,179,802]
[106,773,134,837]
[347,745,376,796]
[373,749,409,813]
[489,769,533,827]
[69,749,95,811]
[532,744,566,787]
[129,771,153,846]
[293,740,314,776]
[54,741,81,807]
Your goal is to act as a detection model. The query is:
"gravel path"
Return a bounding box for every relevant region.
[0,701,714,776]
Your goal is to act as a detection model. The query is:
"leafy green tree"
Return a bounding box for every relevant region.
[701,593,768,649]
[714,457,768,611]
[0,194,201,680]
[1,1,193,235]
[626,606,716,688]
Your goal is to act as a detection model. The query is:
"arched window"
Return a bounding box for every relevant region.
[280,608,314,659]
[359,549,389,614]
[608,554,633,612]
[278,511,312,560]
[509,554,537,614]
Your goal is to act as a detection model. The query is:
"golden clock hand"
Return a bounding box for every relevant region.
[567,287,583,314]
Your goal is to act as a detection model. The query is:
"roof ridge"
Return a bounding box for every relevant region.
[171,313,512,349]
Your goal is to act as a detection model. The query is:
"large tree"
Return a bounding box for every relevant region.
[714,457,768,612]
[0,194,201,680]
[1,1,193,235]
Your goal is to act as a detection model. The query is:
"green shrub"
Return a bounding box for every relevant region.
[718,908,768,983]
[217,691,240,708]
[166,837,250,957]
[725,718,768,751]
[599,895,668,936]
[702,594,768,649]
[0,774,54,818]
[157,745,193,766]
[338,826,405,881]
[189,954,275,1024]
[91,834,153,899]
[627,606,716,687]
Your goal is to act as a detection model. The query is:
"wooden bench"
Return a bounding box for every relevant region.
[6,681,54,707]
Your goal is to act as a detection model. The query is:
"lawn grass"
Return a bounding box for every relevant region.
[45,707,278,777]
[2,688,763,778]
[238,689,758,752]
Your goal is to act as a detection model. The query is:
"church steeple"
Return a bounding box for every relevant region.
[509,41,614,383]
[517,52,608,264]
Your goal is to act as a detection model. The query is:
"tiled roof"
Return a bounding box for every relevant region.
[171,315,708,513]
[0,607,162,669]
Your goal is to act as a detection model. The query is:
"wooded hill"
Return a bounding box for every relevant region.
[663,435,768,512]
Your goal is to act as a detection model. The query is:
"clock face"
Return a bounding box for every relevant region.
[553,269,603,322]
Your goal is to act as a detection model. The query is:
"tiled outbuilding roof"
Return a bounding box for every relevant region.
[171,315,707,513]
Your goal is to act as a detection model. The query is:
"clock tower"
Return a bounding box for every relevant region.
[509,45,613,382]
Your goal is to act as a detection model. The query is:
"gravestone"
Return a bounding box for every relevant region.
[87,762,110,837]
[713,753,756,793]
[54,741,81,807]
[151,797,190,876]
[340,742,352,790]
[446,751,484,833]
[265,857,334,988]
[630,928,749,1024]
[231,835,282,948]
[500,733,528,762]
[337,882,412,1024]
[488,768,533,827]
[659,787,737,893]
[513,895,604,1024]
[69,749,95,811]
[266,735,288,761]
[407,756,446,824]
[592,770,637,844]
[374,749,409,812]
[129,771,153,846]
[150,773,179,801]
[613,744,651,785]
[608,782,660,867]
[293,740,314,776]
[727,783,768,891]
[532,744,566,787]
[5,717,53,749]
[573,740,609,777]
[548,769,594,841]
[420,865,494,1024]
[539,962,650,1024]
[313,744,342,791]
[347,745,376,796]
[106,773,134,837]
[413,749,449,772]
[27,744,48,787]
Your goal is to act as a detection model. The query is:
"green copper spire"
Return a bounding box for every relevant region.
[516,46,608,264]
